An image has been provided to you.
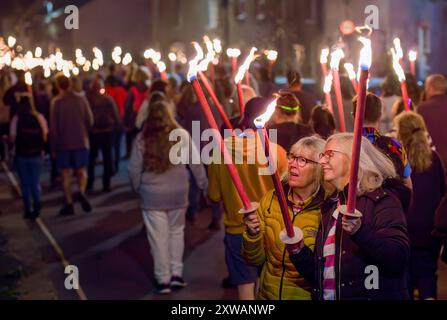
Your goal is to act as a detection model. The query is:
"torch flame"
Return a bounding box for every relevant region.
[113,46,122,55]
[35,47,42,58]
[320,48,330,64]
[323,73,333,94]
[24,72,32,86]
[187,42,205,82]
[265,50,278,61]
[234,47,257,84]
[358,36,372,70]
[391,48,406,82]
[122,53,132,66]
[226,48,241,58]
[330,48,345,70]
[198,36,217,71]
[204,36,216,57]
[393,37,404,60]
[7,36,16,48]
[157,61,167,73]
[344,63,356,80]
[409,50,417,62]
[254,99,277,129]
[213,38,222,54]
[168,52,177,62]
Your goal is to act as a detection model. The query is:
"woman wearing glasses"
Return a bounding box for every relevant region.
[288,133,411,300]
[242,136,326,300]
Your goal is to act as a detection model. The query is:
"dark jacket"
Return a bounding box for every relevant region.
[290,179,411,300]
[407,151,446,247]
[418,94,447,173]
[87,91,121,134]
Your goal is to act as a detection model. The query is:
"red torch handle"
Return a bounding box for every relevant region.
[321,64,328,79]
[259,128,295,238]
[325,92,334,115]
[210,64,215,87]
[237,82,245,115]
[351,79,358,93]
[347,68,369,213]
[191,78,252,210]
[332,69,347,132]
[232,57,238,80]
[400,81,410,111]
[198,72,233,130]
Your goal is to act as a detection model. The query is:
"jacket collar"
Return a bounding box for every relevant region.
[282,182,325,211]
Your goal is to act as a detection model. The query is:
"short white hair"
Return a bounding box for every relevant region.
[327,133,397,195]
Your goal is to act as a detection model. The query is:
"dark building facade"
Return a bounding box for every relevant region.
[2,0,446,79]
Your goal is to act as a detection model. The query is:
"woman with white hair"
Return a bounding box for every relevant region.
[242,136,326,300]
[288,133,411,300]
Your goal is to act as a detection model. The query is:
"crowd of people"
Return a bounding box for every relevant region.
[0,59,446,300]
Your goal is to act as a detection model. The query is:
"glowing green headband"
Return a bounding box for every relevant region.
[278,105,300,111]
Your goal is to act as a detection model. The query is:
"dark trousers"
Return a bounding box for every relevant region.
[125,130,137,158]
[15,155,42,213]
[0,123,10,161]
[112,129,123,173]
[408,244,442,299]
[88,132,114,191]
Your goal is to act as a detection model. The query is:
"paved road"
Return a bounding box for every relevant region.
[1,158,237,300]
[1,158,446,300]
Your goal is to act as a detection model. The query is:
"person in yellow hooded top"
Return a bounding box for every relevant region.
[242,136,326,300]
[208,97,288,300]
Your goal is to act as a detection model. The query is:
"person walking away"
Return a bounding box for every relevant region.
[86,78,121,192]
[10,94,48,219]
[124,66,151,158]
[394,111,446,300]
[50,75,94,216]
[105,70,128,174]
[128,101,207,294]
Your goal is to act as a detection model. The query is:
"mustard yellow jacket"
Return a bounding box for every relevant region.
[242,185,324,300]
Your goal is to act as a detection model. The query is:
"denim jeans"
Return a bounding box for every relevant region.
[15,155,42,212]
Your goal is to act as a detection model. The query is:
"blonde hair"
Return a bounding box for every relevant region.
[327,133,397,195]
[394,111,432,173]
[284,136,326,189]
[141,101,180,173]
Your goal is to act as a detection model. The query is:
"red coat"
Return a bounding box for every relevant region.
[105,86,128,119]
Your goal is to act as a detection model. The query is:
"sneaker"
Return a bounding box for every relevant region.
[77,193,92,212]
[59,204,75,216]
[170,276,187,289]
[154,283,171,295]
[23,210,34,220]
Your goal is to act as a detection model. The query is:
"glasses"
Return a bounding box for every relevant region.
[287,153,319,168]
[319,149,347,161]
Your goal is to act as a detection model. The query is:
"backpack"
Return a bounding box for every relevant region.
[91,96,116,131]
[16,114,44,157]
